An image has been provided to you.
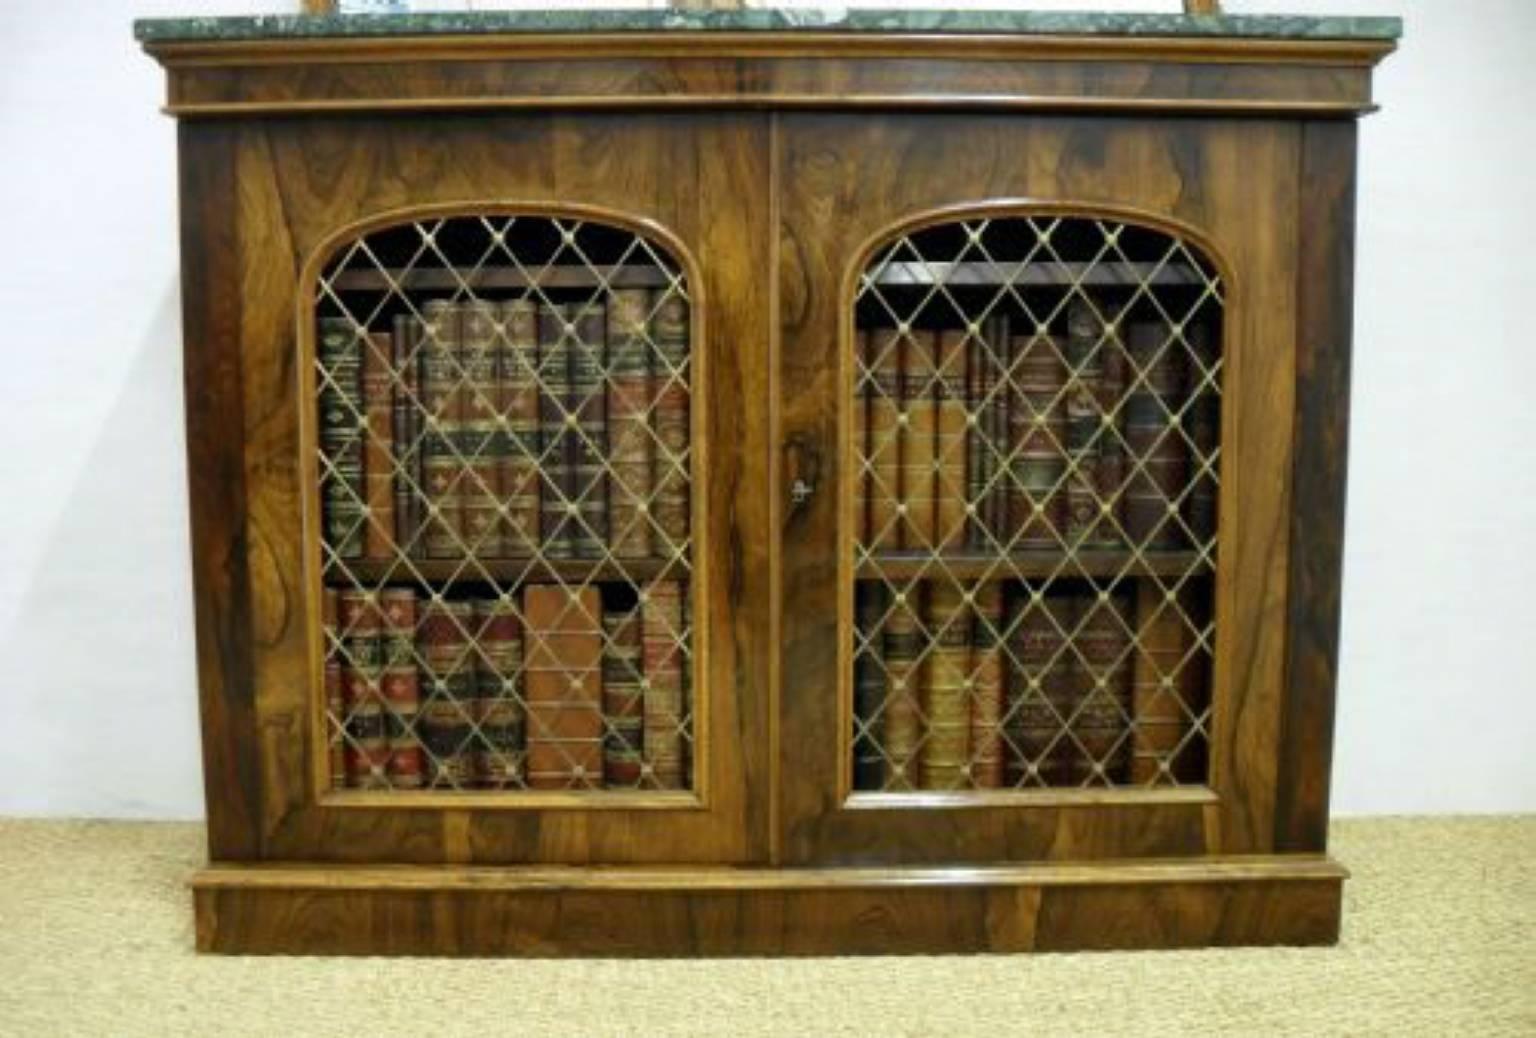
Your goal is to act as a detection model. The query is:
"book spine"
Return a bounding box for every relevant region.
[497,300,542,557]
[537,304,575,559]
[460,301,502,557]
[1064,299,1108,547]
[865,328,904,553]
[1006,585,1073,787]
[651,293,691,561]
[338,590,388,789]
[968,581,1006,789]
[641,581,687,789]
[1124,319,1189,549]
[852,581,887,792]
[1095,319,1128,547]
[898,329,937,550]
[419,300,464,559]
[606,289,655,560]
[934,330,970,553]
[379,588,423,790]
[880,587,923,791]
[473,597,525,789]
[417,599,474,789]
[1129,580,1190,784]
[920,581,971,790]
[322,588,346,789]
[523,585,604,789]
[1073,589,1133,785]
[984,314,1012,543]
[965,329,993,549]
[602,605,645,787]
[569,302,609,559]
[1184,322,1220,546]
[1008,331,1066,551]
[317,317,365,560]
[855,329,873,552]
[362,331,395,560]
[390,314,423,556]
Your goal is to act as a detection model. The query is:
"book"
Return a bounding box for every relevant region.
[854,329,873,550]
[417,598,474,789]
[1006,585,1073,787]
[933,330,970,553]
[322,588,346,789]
[1094,316,1128,546]
[865,328,904,553]
[1007,330,1067,550]
[1123,319,1188,548]
[606,289,655,560]
[880,586,923,791]
[523,585,604,789]
[651,293,690,559]
[852,581,887,791]
[983,314,1012,542]
[496,300,541,557]
[965,321,1001,549]
[1063,298,1120,547]
[602,604,646,787]
[569,302,609,559]
[1069,588,1134,785]
[419,300,464,559]
[362,331,396,559]
[921,581,971,790]
[536,303,576,559]
[473,597,525,788]
[459,301,502,557]
[1184,321,1220,545]
[317,317,365,560]
[1129,581,1194,784]
[897,328,938,550]
[641,581,687,789]
[379,588,423,789]
[968,581,1006,789]
[338,590,388,789]
[390,314,423,555]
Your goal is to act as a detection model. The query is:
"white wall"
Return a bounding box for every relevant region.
[0,0,1531,820]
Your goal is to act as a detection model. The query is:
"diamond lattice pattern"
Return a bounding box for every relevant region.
[314,215,694,793]
[851,216,1222,791]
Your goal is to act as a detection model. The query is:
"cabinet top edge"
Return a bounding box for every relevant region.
[134,8,1402,46]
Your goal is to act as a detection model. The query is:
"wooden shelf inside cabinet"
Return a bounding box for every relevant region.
[856,549,1212,581]
[331,555,687,586]
[329,264,675,292]
[867,260,1210,289]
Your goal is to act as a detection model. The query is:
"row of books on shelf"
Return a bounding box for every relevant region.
[318,287,690,566]
[324,581,690,792]
[853,577,1208,791]
[856,298,1218,555]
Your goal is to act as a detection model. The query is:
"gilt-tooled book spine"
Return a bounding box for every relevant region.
[651,294,690,561]
[1072,589,1133,785]
[1124,319,1189,549]
[317,317,365,561]
[1130,580,1191,784]
[473,597,525,789]
[497,300,541,558]
[898,329,937,551]
[459,301,502,558]
[880,586,923,792]
[417,599,474,789]
[852,581,887,792]
[921,581,971,790]
[390,314,423,556]
[964,324,996,549]
[934,330,970,554]
[984,314,1012,543]
[1184,322,1220,546]
[523,585,604,789]
[322,588,346,789]
[969,581,1006,790]
[602,604,645,787]
[362,331,396,560]
[642,581,687,789]
[1008,331,1066,551]
[379,588,423,790]
[536,303,576,560]
[419,300,464,559]
[1063,299,1113,547]
[1095,313,1128,547]
[569,302,609,559]
[606,289,655,561]
[1007,586,1072,788]
[854,329,873,551]
[865,328,904,554]
[338,590,388,790]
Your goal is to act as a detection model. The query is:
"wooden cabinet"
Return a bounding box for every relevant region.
[140,12,1397,956]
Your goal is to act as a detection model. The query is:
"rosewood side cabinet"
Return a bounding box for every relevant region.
[137,9,1399,956]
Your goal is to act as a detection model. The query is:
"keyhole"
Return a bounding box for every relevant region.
[791,479,814,505]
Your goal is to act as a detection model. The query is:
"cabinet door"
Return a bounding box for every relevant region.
[184,113,772,864]
[777,114,1303,865]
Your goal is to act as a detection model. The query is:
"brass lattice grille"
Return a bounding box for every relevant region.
[851,216,1221,791]
[314,214,694,793]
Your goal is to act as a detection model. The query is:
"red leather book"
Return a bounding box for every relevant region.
[417,599,474,789]
[338,590,388,789]
[473,597,525,789]
[651,294,691,561]
[523,585,604,789]
[379,588,423,790]
[496,300,541,557]
[641,581,688,789]
[419,300,464,559]
[362,331,396,560]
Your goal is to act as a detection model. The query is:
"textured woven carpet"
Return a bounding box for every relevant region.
[0,816,1531,1036]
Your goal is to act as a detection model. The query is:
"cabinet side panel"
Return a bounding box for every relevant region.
[1276,120,1358,852]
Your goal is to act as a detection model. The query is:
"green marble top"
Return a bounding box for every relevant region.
[133,8,1401,44]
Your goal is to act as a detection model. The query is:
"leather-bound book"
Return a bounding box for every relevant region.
[1184,322,1220,546]
[459,301,502,557]
[1129,581,1193,784]
[606,289,654,560]
[897,328,938,550]
[651,294,691,560]
[1007,330,1067,551]
[568,302,609,559]
[1072,588,1134,785]
[968,581,1006,789]
[390,314,423,556]
[338,590,388,789]
[417,599,474,789]
[322,588,346,789]
[1093,316,1128,547]
[362,331,396,560]
[496,300,541,557]
[865,328,904,553]
[880,586,923,791]
[419,300,464,559]
[933,330,970,553]
[1063,299,1112,547]
[1006,586,1073,787]
[602,604,645,787]
[854,329,873,550]
[379,588,423,790]
[317,317,365,560]
[1123,319,1188,549]
[852,581,887,791]
[523,585,604,789]
[641,581,688,789]
[984,314,1012,541]
[921,581,971,790]
[473,597,524,789]
[536,303,576,559]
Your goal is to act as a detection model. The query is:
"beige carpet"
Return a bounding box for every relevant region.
[0,816,1531,1036]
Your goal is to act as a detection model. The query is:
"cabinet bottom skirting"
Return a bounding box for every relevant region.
[190,856,1345,956]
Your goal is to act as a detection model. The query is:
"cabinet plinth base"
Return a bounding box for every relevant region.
[191,856,1345,956]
